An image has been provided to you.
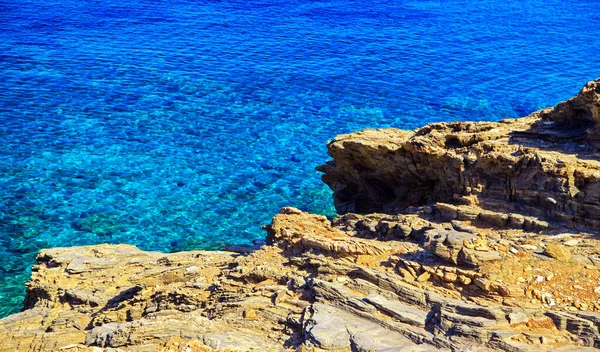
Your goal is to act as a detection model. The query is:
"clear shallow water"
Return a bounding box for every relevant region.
[1,0,599,317]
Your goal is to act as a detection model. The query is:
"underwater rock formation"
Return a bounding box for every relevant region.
[3,79,600,351]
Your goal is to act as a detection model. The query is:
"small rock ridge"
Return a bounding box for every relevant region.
[3,79,600,352]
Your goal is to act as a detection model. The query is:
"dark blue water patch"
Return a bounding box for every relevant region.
[0,0,599,317]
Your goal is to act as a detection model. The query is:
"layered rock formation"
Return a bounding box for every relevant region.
[318,78,600,231]
[3,78,600,351]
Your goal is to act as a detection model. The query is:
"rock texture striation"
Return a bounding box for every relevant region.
[3,79,600,351]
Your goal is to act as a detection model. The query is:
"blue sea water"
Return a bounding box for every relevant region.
[0,0,599,317]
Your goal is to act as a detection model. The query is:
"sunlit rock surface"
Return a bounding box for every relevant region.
[3,79,600,351]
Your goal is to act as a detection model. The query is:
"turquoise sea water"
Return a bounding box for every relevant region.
[0,0,599,317]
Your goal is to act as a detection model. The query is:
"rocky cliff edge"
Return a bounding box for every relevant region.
[3,79,600,352]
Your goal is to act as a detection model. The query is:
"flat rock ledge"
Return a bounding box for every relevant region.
[3,79,600,352]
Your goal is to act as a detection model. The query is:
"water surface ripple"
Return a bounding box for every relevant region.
[0,0,599,316]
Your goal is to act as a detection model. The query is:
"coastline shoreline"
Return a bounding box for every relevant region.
[2,79,600,351]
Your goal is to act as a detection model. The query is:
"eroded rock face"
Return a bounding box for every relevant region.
[4,207,600,351]
[540,79,600,132]
[318,79,600,231]
[4,79,600,352]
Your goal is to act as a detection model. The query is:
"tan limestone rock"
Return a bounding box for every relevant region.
[544,243,572,261]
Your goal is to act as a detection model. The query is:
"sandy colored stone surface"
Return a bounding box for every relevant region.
[318,78,600,232]
[4,208,600,351]
[3,79,600,351]
[544,243,571,261]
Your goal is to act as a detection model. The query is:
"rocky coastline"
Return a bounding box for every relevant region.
[2,79,600,351]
